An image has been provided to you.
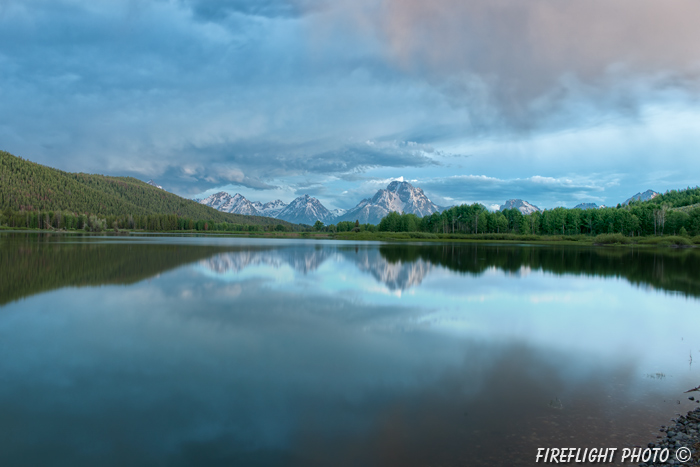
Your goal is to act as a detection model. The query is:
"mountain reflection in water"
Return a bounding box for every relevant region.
[1,233,700,467]
[201,246,433,291]
[197,242,700,296]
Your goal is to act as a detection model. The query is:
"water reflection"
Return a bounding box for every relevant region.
[201,246,433,291]
[3,233,700,303]
[198,243,700,297]
[1,233,700,466]
[1,273,691,467]
[203,246,333,275]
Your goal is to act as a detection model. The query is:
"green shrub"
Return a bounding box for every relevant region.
[593,233,632,244]
[562,235,586,242]
[409,232,438,239]
[637,236,693,246]
[659,236,691,246]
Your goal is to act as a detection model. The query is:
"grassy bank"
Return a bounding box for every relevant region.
[328,231,700,247]
[5,226,700,247]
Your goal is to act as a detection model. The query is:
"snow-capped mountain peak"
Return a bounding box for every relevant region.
[198,192,260,216]
[330,208,346,218]
[257,199,288,217]
[336,180,440,224]
[198,191,332,224]
[500,199,541,215]
[276,195,333,225]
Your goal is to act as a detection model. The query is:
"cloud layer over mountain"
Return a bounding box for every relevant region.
[1,0,699,209]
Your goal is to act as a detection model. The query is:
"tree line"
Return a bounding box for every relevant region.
[0,208,295,233]
[320,187,700,237]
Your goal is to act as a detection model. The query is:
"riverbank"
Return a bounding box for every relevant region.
[641,406,700,466]
[0,226,700,248]
[3,226,700,248]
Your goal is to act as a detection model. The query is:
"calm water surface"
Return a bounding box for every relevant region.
[1,232,699,466]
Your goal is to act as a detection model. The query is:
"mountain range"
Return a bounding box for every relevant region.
[199,181,442,225]
[199,178,667,224]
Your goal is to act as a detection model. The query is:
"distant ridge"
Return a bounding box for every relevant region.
[624,189,659,205]
[573,203,605,210]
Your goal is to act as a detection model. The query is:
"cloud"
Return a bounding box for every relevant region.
[292,183,327,198]
[1,0,699,207]
[298,140,439,174]
[323,0,700,126]
[141,162,276,193]
[182,0,321,21]
[420,174,610,209]
[155,139,438,194]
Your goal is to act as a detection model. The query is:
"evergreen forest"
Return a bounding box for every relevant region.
[0,150,296,232]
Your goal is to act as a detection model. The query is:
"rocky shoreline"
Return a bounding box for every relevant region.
[640,406,700,466]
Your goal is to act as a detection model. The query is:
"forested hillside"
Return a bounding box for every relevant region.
[0,150,293,229]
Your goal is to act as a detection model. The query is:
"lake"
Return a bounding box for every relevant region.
[1,232,699,466]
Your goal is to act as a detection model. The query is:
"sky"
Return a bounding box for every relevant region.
[1,0,700,211]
